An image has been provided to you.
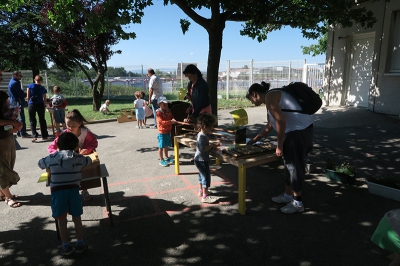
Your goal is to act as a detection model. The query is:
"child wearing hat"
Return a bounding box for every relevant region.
[156,97,176,167]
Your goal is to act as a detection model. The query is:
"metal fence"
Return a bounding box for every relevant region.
[98,60,324,99]
[1,60,325,100]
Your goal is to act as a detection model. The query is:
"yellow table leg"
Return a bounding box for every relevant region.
[174,138,180,174]
[215,158,221,166]
[238,164,246,215]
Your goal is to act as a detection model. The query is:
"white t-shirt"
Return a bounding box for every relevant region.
[99,103,108,112]
[149,75,163,100]
[134,99,145,109]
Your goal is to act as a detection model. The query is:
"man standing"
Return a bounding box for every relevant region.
[246,81,314,214]
[147,68,163,128]
[8,71,30,138]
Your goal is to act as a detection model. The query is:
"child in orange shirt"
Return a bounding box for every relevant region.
[156,97,176,167]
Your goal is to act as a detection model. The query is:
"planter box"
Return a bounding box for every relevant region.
[366,181,400,202]
[325,169,355,185]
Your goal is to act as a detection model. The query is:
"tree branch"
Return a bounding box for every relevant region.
[171,0,209,28]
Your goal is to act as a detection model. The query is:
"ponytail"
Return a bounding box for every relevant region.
[246,82,271,100]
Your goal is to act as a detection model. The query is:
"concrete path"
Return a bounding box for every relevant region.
[1,106,399,265]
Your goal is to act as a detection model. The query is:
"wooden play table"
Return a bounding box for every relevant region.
[173,134,279,215]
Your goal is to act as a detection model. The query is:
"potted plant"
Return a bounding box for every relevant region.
[325,159,357,185]
[366,175,400,201]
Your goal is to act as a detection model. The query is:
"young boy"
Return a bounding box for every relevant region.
[99,100,111,114]
[38,132,92,255]
[156,96,176,167]
[50,86,67,137]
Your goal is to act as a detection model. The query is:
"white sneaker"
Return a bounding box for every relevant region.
[198,190,213,197]
[135,126,140,129]
[202,195,218,204]
[280,201,304,214]
[271,193,293,204]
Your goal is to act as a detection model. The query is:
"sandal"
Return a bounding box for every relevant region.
[0,194,18,201]
[5,198,21,208]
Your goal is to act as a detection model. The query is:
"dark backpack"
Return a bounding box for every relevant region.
[269,82,322,114]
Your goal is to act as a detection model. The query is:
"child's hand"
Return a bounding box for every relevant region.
[79,149,90,155]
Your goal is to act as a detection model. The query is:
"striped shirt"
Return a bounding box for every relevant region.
[38,150,92,191]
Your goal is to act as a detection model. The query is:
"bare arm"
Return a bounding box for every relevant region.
[265,91,286,157]
[149,88,154,102]
[247,119,273,145]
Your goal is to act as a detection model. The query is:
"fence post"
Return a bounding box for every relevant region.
[226,60,230,100]
[288,61,292,83]
[302,59,307,83]
[250,59,253,86]
[180,62,183,88]
[106,71,110,99]
[141,65,145,90]
[44,70,49,91]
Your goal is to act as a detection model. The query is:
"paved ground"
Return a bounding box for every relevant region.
[0,106,399,265]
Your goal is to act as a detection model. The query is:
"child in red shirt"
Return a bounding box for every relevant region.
[156,97,176,167]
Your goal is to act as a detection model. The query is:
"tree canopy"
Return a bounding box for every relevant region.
[1,0,151,110]
[165,0,377,115]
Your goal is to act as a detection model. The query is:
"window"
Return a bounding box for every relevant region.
[388,11,400,73]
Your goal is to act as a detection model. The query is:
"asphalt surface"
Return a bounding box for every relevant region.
[0,105,399,266]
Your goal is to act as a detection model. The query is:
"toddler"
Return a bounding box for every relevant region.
[38,132,92,255]
[48,109,98,201]
[134,91,145,129]
[156,96,176,167]
[194,113,220,203]
[99,100,110,114]
[50,86,67,136]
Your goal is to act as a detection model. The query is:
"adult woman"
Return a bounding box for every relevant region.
[0,72,23,208]
[27,75,48,141]
[182,64,211,123]
[246,81,314,214]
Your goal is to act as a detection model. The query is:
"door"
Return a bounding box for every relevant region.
[346,33,375,107]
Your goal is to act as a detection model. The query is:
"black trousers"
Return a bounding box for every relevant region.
[282,125,314,192]
[28,103,48,138]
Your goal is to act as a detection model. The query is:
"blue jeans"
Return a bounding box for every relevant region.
[151,98,158,127]
[194,160,211,188]
[18,105,27,136]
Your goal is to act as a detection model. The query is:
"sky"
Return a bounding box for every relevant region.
[107,2,326,72]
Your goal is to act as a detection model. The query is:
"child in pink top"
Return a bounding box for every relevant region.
[48,109,98,201]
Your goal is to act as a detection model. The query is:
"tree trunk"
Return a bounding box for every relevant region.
[206,24,224,118]
[92,68,106,111]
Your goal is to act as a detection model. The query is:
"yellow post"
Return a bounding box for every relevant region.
[174,138,180,174]
[215,158,221,166]
[238,164,246,215]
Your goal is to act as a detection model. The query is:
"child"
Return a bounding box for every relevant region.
[194,113,220,203]
[156,96,176,167]
[99,100,110,114]
[38,132,92,255]
[134,91,145,129]
[48,109,98,201]
[141,91,152,127]
[50,86,67,137]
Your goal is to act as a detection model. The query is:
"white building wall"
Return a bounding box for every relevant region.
[324,0,400,115]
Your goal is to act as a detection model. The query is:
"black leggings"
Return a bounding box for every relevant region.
[28,103,48,138]
[282,125,314,192]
